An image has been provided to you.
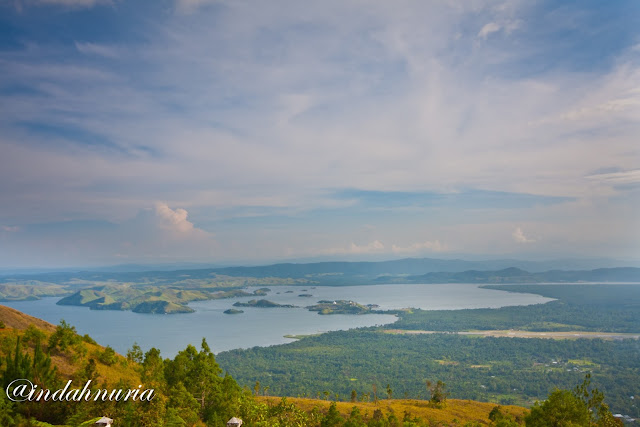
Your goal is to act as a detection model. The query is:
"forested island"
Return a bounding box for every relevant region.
[233,299,297,308]
[307,300,373,315]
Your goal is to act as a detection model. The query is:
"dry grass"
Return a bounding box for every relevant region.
[258,396,528,425]
[0,304,57,332]
[0,304,141,387]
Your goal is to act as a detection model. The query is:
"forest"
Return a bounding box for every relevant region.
[0,311,628,426]
[217,285,640,417]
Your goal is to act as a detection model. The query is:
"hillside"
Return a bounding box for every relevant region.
[258,396,528,425]
[0,305,536,426]
[0,304,140,382]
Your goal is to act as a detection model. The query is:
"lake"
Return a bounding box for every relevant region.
[2,284,552,357]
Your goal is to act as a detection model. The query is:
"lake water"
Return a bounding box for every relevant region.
[2,284,552,357]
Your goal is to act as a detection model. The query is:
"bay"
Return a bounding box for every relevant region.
[1,284,552,357]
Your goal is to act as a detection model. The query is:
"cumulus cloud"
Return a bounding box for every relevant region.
[1,1,638,264]
[512,227,535,243]
[391,240,444,254]
[154,202,195,233]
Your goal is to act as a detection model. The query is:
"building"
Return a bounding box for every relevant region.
[95,417,113,426]
[227,417,243,426]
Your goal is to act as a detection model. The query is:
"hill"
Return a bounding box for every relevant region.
[406,267,640,284]
[258,396,528,425]
[0,304,140,382]
[0,305,535,426]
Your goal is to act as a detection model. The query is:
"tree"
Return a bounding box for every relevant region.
[525,375,621,427]
[489,406,520,427]
[47,319,80,352]
[98,345,117,366]
[386,384,393,400]
[526,389,590,426]
[78,358,99,383]
[427,380,448,408]
[321,401,344,427]
[126,342,143,364]
[344,406,365,427]
[141,347,164,386]
[3,337,33,391]
[351,389,357,403]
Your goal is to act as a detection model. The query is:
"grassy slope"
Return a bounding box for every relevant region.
[259,396,528,425]
[0,304,140,385]
[0,305,535,426]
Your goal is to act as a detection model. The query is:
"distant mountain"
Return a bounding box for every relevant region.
[407,267,640,284]
[1,257,639,286]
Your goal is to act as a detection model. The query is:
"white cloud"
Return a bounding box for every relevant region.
[15,0,112,9]
[391,240,444,254]
[586,169,640,186]
[1,0,639,264]
[478,22,501,39]
[512,227,535,243]
[75,42,119,58]
[318,240,385,256]
[1,226,21,233]
[152,203,213,240]
[174,0,218,14]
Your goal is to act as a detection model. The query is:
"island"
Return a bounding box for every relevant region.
[132,300,195,314]
[55,286,277,314]
[223,308,244,315]
[57,287,208,314]
[298,294,313,297]
[306,300,372,315]
[233,299,297,308]
[210,288,271,299]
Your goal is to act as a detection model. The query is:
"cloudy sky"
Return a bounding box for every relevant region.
[0,0,639,268]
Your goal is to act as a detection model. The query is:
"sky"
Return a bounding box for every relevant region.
[0,0,639,268]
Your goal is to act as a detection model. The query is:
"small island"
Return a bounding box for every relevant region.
[298,294,313,297]
[132,301,195,314]
[233,299,297,308]
[223,308,244,315]
[306,300,371,315]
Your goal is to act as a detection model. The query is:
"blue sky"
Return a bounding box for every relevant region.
[0,0,639,267]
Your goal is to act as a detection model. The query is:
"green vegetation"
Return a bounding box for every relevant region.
[392,285,640,333]
[307,300,372,315]
[0,304,629,426]
[217,329,640,416]
[57,286,208,313]
[233,299,297,308]
[217,285,640,417]
[406,267,640,284]
[132,300,195,314]
[54,282,277,314]
[525,374,620,426]
[0,281,69,302]
[224,308,245,314]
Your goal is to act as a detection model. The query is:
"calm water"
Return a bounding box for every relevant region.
[2,284,552,357]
